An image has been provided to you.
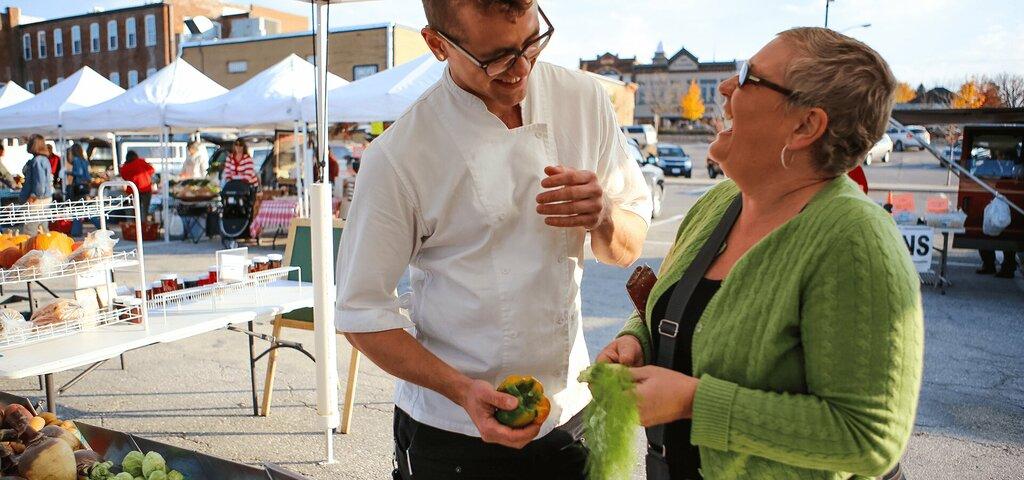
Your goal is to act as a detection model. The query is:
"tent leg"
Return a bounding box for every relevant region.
[162,127,170,242]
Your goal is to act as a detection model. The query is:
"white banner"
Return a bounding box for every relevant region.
[899,226,934,273]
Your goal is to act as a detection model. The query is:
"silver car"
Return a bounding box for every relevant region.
[625,139,665,219]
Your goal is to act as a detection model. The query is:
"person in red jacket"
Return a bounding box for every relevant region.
[119,150,155,219]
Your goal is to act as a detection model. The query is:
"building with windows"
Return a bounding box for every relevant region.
[181,23,430,88]
[0,1,307,93]
[580,42,740,126]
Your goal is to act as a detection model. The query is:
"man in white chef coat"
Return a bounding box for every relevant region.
[335,1,651,477]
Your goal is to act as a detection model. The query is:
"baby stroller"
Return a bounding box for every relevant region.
[219,179,257,248]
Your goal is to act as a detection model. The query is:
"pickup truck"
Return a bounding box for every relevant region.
[952,124,1024,252]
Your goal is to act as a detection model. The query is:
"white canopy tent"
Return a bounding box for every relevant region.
[0,67,125,137]
[61,58,227,135]
[166,54,348,217]
[62,59,228,240]
[303,53,445,123]
[0,82,34,110]
[165,54,348,129]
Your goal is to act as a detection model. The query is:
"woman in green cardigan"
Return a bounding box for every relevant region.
[596,28,923,479]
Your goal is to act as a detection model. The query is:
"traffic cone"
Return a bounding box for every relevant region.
[886,191,894,205]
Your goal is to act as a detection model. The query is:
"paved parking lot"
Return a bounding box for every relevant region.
[1,146,1021,479]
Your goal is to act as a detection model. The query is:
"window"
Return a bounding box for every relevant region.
[967,134,1024,180]
[125,17,137,48]
[353,64,379,80]
[227,61,248,73]
[146,67,157,78]
[699,78,717,103]
[127,70,138,87]
[109,71,120,87]
[22,33,30,60]
[40,79,49,90]
[53,28,63,57]
[25,81,34,93]
[90,22,100,52]
[37,31,47,58]
[144,14,156,46]
[71,25,81,54]
[107,20,118,50]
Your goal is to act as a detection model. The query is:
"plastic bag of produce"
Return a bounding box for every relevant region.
[30,299,87,329]
[982,198,1011,236]
[66,229,118,262]
[0,308,30,340]
[12,248,64,274]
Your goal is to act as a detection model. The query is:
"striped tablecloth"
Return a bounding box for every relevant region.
[250,197,343,237]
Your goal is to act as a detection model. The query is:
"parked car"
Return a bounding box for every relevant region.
[953,124,1023,253]
[625,138,665,219]
[863,135,893,166]
[622,124,658,149]
[886,124,931,151]
[656,143,692,177]
[706,157,724,179]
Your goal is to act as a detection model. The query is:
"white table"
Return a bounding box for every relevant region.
[0,280,312,412]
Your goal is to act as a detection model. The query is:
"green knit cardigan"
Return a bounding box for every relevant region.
[619,177,923,479]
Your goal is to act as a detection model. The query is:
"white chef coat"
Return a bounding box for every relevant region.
[335,61,652,438]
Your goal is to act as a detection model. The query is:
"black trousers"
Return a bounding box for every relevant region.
[393,408,588,480]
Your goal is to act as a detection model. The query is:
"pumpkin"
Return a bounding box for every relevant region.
[71,241,84,251]
[0,246,24,268]
[0,229,30,252]
[24,227,75,256]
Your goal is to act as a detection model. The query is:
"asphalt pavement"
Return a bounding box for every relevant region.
[1,146,1021,479]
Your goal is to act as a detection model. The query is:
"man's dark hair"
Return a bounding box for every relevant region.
[423,0,533,37]
[126,150,139,162]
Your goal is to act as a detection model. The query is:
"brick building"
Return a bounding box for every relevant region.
[0,1,307,93]
[581,42,739,125]
[181,23,430,88]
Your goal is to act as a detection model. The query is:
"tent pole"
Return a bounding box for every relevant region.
[311,0,339,465]
[294,121,304,217]
[302,123,312,217]
[162,127,171,242]
[109,133,120,176]
[58,128,66,200]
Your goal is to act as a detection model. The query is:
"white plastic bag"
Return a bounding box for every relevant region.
[983,198,1011,236]
[12,249,64,274]
[66,229,118,262]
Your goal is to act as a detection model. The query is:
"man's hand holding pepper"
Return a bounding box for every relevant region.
[456,377,542,449]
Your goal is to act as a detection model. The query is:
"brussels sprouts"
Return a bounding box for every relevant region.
[122,451,145,476]
[89,460,115,479]
[147,471,168,480]
[167,470,185,480]
[142,451,167,476]
[114,473,135,480]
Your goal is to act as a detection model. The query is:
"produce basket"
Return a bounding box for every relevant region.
[0,392,310,480]
[75,422,311,480]
[121,221,160,241]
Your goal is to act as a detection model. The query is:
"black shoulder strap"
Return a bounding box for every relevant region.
[646,195,741,459]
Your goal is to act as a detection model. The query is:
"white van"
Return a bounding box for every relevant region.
[119,141,188,175]
[622,124,658,148]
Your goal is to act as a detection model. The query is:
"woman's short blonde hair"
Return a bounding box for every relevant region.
[778,27,896,177]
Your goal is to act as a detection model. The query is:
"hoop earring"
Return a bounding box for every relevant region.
[780,145,792,169]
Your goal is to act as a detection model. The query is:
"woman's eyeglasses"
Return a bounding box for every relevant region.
[738,61,795,97]
[431,6,554,78]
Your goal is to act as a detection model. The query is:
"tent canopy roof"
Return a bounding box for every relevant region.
[0,82,34,110]
[165,54,347,129]
[62,59,227,135]
[0,66,125,136]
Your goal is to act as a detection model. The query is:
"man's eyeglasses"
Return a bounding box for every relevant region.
[431,6,554,78]
[738,61,795,97]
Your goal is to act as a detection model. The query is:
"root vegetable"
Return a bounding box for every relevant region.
[38,426,80,451]
[73,450,101,476]
[16,430,77,480]
[37,415,56,427]
[1,406,30,430]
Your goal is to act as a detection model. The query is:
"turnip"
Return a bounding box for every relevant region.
[15,430,76,480]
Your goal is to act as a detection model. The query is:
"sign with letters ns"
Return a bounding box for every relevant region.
[899,226,934,273]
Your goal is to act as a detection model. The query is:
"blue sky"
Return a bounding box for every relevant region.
[12,0,1023,88]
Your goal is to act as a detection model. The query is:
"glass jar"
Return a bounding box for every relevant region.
[252,256,269,272]
[161,274,178,293]
[208,265,219,283]
[267,254,283,269]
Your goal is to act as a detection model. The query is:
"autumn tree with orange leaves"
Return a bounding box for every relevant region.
[895,82,917,103]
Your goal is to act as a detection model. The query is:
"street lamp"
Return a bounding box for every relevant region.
[825,0,835,28]
[840,23,872,33]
